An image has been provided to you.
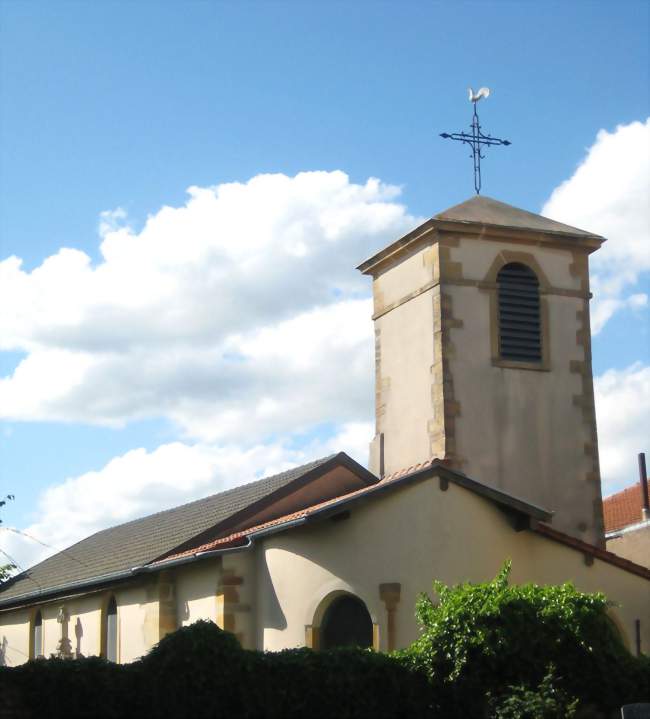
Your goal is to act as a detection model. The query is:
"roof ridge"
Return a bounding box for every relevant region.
[603,483,640,500]
[81,453,338,539]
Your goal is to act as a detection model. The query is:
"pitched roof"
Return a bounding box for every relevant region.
[432,195,601,238]
[603,484,645,533]
[158,460,650,582]
[357,195,604,275]
[156,459,553,564]
[0,455,341,607]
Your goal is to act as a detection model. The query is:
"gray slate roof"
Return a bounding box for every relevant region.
[0,455,335,607]
[433,195,603,238]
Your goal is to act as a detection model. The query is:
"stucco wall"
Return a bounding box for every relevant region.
[369,230,603,545]
[257,477,648,654]
[0,607,31,666]
[68,594,102,659]
[176,560,219,628]
[374,290,435,473]
[445,237,602,545]
[118,582,158,663]
[0,580,159,666]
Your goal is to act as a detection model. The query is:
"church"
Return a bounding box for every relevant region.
[0,195,648,665]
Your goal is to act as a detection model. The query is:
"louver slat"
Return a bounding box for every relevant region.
[497,263,542,362]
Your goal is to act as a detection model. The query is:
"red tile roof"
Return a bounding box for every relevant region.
[533,522,650,581]
[154,458,650,581]
[603,484,645,533]
[155,459,438,564]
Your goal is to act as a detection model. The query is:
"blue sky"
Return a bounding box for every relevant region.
[0,1,648,566]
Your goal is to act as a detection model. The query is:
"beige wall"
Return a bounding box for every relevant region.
[607,525,650,569]
[176,560,219,628]
[257,477,648,654]
[67,595,102,659]
[447,237,601,544]
[0,607,31,666]
[118,582,158,663]
[370,239,438,475]
[368,231,603,545]
[0,580,159,666]
[374,291,435,473]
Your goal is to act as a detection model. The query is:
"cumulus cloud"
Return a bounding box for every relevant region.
[595,362,650,495]
[542,119,650,334]
[2,420,373,570]
[0,171,418,438]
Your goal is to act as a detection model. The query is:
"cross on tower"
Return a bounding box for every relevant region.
[440,87,511,195]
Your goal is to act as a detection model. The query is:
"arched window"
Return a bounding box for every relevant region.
[497,262,542,362]
[105,596,117,662]
[32,610,43,658]
[320,595,373,650]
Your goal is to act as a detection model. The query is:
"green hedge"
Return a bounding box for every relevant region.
[0,623,431,719]
[1,565,648,718]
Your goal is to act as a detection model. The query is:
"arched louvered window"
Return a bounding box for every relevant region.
[497,263,542,362]
[105,596,117,662]
[33,610,43,658]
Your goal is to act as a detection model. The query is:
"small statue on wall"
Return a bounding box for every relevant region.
[55,605,73,659]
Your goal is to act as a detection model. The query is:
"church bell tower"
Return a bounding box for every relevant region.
[358,195,605,546]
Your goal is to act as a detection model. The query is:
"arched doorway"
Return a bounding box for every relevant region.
[320,594,373,650]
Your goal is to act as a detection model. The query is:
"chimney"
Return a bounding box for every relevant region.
[639,452,650,522]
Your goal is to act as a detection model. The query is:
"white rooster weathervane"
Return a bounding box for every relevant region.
[440,87,511,195]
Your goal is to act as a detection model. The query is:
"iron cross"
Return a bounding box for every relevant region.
[440,87,511,195]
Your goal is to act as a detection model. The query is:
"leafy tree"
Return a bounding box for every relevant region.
[488,665,579,719]
[404,561,648,717]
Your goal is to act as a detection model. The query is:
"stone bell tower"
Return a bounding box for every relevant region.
[358,195,606,546]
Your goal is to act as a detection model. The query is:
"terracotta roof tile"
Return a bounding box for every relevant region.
[603,484,644,533]
[158,459,439,563]
[157,459,650,582]
[534,522,650,580]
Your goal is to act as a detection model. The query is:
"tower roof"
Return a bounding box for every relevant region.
[358,195,605,275]
[433,195,601,237]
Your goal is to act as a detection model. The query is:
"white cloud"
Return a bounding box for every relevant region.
[2,420,373,570]
[0,171,417,439]
[542,119,650,334]
[595,362,650,495]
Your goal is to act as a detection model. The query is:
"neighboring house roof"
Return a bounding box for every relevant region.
[357,195,604,275]
[603,484,645,533]
[0,454,373,608]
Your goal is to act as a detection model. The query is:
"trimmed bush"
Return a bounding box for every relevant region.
[0,655,136,718]
[252,645,431,719]
[0,622,432,719]
[144,621,252,718]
